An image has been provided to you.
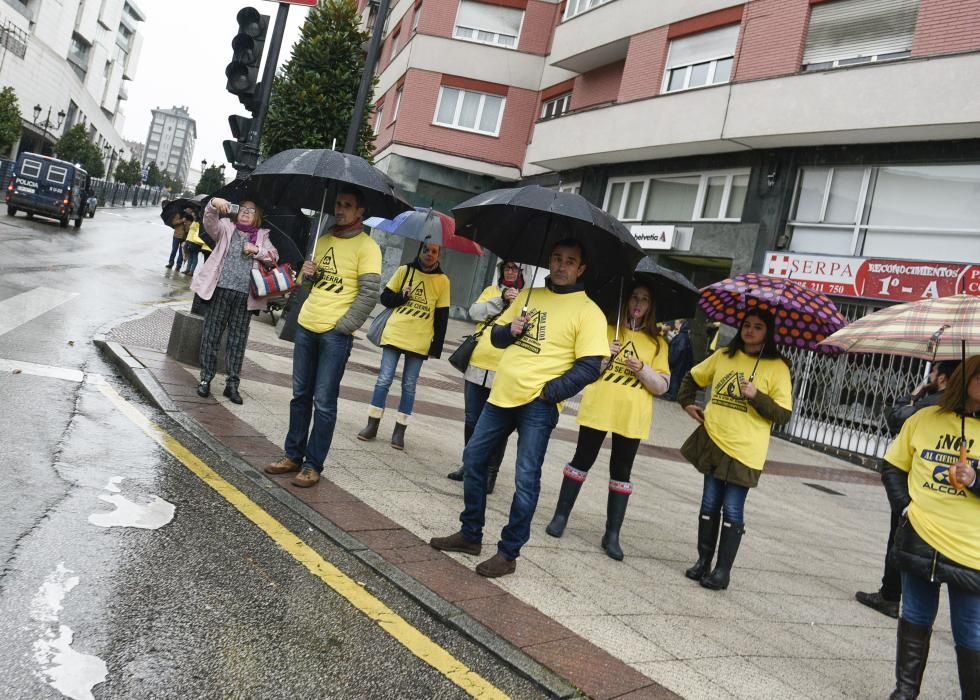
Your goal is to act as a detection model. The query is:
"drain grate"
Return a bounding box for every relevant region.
[804,482,845,496]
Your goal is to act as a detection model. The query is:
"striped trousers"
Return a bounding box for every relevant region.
[199,287,251,387]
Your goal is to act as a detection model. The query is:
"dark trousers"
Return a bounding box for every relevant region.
[881,509,903,601]
[168,238,185,268]
[200,287,251,387]
[463,380,507,468]
[570,426,640,482]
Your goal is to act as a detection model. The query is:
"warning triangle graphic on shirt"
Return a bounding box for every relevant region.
[409,281,428,305]
[319,247,338,275]
[524,309,547,341]
[613,340,638,369]
[716,370,744,400]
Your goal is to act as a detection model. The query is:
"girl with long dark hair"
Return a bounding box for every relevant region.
[677,307,793,590]
[544,281,671,560]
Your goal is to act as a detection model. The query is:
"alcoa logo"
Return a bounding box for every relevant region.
[932,465,951,486]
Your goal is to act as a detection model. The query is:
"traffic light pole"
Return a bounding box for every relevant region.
[344,0,390,154]
[238,1,290,176]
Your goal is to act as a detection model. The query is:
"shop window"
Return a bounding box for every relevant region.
[788,164,980,264]
[605,170,749,223]
[453,1,523,49]
[541,94,571,120]
[564,0,614,21]
[802,0,919,71]
[434,86,505,136]
[663,25,738,93]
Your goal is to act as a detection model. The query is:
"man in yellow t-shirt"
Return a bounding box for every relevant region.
[265,186,382,489]
[357,241,450,450]
[431,239,609,578]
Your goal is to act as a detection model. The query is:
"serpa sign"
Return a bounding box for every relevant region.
[630,225,675,250]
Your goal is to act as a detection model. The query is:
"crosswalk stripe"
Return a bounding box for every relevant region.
[0,287,78,337]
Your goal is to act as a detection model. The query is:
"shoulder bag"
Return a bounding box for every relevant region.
[367,266,410,347]
[448,311,502,373]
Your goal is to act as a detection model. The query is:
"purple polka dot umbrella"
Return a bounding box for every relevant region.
[699,273,848,354]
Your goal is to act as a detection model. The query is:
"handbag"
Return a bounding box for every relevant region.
[251,262,297,299]
[366,307,393,347]
[448,311,502,373]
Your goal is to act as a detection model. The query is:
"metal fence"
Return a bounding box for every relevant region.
[89,179,163,208]
[774,299,928,461]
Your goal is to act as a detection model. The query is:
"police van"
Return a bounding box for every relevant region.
[5,152,90,228]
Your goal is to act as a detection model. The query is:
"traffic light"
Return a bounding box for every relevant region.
[225,7,269,111]
[223,115,254,168]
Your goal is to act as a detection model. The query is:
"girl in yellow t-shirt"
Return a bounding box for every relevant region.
[678,308,793,591]
[881,356,980,700]
[543,281,671,561]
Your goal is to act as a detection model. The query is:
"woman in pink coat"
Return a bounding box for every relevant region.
[191,197,278,404]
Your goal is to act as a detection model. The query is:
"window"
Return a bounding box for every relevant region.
[373,104,384,135]
[392,88,403,121]
[802,0,918,71]
[390,29,401,56]
[21,159,42,178]
[434,86,505,136]
[604,170,750,223]
[541,93,571,120]
[453,0,523,49]
[557,182,581,195]
[47,165,68,185]
[68,32,92,77]
[412,2,421,32]
[663,25,738,93]
[564,0,614,21]
[788,164,980,263]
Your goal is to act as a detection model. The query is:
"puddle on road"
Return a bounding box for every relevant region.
[31,564,108,700]
[88,477,175,530]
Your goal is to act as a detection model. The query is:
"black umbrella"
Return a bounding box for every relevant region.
[452,185,644,300]
[261,207,310,267]
[160,197,201,225]
[246,148,412,220]
[593,257,701,326]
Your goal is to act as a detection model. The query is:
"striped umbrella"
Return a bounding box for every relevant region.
[820,293,980,487]
[818,294,980,361]
[699,273,847,353]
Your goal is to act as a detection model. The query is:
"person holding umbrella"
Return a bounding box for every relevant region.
[544,279,671,560]
[430,238,610,578]
[880,356,980,700]
[356,241,450,450]
[191,197,278,404]
[677,307,793,590]
[447,260,525,493]
[264,186,382,489]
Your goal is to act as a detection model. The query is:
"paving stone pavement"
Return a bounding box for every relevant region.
[102,304,960,700]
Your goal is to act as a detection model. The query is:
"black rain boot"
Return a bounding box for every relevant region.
[700,521,744,590]
[956,645,979,700]
[889,618,932,699]
[448,424,475,480]
[485,437,506,494]
[391,416,407,450]
[601,484,631,561]
[685,512,721,581]
[545,466,586,538]
[357,414,381,441]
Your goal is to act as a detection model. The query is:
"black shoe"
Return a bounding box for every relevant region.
[165,263,173,269]
[223,385,243,404]
[196,381,210,398]
[856,590,900,619]
[447,466,464,481]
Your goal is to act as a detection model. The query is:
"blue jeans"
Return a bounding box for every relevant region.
[463,380,491,433]
[370,346,424,415]
[167,238,184,268]
[184,242,202,272]
[460,400,559,560]
[901,570,980,649]
[700,473,750,524]
[284,326,353,473]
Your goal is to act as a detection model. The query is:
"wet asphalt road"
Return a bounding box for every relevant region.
[0,206,544,699]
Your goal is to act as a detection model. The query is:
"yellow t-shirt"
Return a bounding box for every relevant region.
[690,349,793,470]
[884,406,980,570]
[298,231,382,333]
[577,326,670,439]
[489,286,610,409]
[381,264,450,356]
[468,285,507,373]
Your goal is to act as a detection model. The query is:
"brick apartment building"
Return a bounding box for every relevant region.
[357,0,980,459]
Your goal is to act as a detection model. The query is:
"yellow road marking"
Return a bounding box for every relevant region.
[98,383,508,699]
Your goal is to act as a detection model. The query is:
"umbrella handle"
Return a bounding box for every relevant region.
[950,443,967,490]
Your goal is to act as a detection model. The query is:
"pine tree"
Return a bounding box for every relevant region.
[146,161,163,187]
[0,87,21,157]
[54,124,104,177]
[113,158,142,186]
[262,0,376,159]
[196,165,225,195]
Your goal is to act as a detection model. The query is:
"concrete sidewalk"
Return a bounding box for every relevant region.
[99,303,959,699]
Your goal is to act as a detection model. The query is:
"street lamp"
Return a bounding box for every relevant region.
[107,147,122,181]
[32,104,66,153]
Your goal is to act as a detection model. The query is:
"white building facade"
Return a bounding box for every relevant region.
[0,0,145,159]
[144,105,196,186]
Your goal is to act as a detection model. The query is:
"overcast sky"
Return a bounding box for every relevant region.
[123,0,313,170]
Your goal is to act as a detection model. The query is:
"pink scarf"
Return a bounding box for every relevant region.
[237,223,259,244]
